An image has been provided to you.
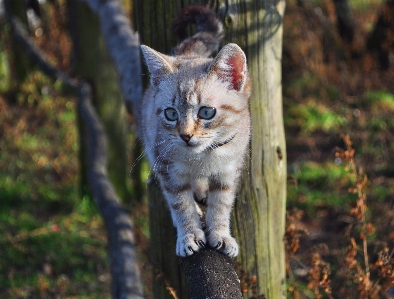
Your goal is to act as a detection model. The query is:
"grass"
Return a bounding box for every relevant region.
[366,90,394,112]
[285,99,348,135]
[287,161,355,212]
[0,71,110,298]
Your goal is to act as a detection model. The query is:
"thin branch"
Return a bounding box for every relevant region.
[3,3,144,297]
[3,0,78,89]
[79,83,144,299]
[80,0,143,115]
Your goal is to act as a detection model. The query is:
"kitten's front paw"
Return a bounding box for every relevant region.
[176,229,206,256]
[207,232,239,257]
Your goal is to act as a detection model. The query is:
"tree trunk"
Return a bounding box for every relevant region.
[67,0,131,202]
[135,1,287,298]
[219,1,287,298]
[332,0,355,44]
[367,0,394,70]
[4,0,34,90]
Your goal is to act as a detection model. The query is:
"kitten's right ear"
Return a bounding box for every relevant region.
[140,45,175,87]
[209,43,249,93]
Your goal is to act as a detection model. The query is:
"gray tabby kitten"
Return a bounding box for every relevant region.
[139,6,251,257]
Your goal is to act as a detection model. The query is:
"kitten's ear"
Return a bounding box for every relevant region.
[209,43,249,92]
[140,45,175,87]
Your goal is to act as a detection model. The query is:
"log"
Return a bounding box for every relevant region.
[181,249,243,299]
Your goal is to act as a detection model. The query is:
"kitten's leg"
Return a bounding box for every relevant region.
[161,186,206,257]
[206,175,239,257]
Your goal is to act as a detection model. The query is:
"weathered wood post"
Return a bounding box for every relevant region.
[222,1,287,298]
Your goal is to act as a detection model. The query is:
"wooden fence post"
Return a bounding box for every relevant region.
[220,1,287,298]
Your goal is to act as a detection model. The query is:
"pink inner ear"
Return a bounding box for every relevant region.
[226,54,245,91]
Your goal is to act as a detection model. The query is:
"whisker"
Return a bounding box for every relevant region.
[152,142,174,175]
[129,139,168,174]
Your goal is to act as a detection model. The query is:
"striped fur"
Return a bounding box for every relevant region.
[139,6,251,257]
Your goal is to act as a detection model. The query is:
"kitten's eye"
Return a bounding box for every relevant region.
[198,106,216,120]
[164,108,178,121]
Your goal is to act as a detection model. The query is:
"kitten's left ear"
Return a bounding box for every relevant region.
[209,43,249,92]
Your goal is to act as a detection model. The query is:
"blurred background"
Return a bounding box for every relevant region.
[0,0,393,298]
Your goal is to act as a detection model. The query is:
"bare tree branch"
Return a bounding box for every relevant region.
[3,0,78,89]
[79,0,143,115]
[3,3,144,297]
[79,84,144,299]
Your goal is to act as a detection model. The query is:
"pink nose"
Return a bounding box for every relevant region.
[180,134,192,142]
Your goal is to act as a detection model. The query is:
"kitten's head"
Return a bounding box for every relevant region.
[141,44,251,155]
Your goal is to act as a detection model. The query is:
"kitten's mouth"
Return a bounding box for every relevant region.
[206,133,237,150]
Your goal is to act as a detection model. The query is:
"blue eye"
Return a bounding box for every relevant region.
[198,106,216,120]
[164,108,178,121]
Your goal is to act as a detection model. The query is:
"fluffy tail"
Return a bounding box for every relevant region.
[172,6,224,57]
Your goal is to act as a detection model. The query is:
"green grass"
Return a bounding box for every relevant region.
[287,161,356,212]
[285,99,348,135]
[366,90,394,111]
[0,71,110,298]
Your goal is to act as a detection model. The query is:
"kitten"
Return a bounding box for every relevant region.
[139,6,251,257]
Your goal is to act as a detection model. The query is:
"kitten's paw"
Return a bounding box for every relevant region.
[176,229,206,256]
[207,232,239,257]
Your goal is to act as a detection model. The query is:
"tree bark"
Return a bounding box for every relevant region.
[181,249,243,299]
[367,0,394,70]
[4,0,34,89]
[68,0,131,202]
[221,1,287,298]
[332,0,355,44]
